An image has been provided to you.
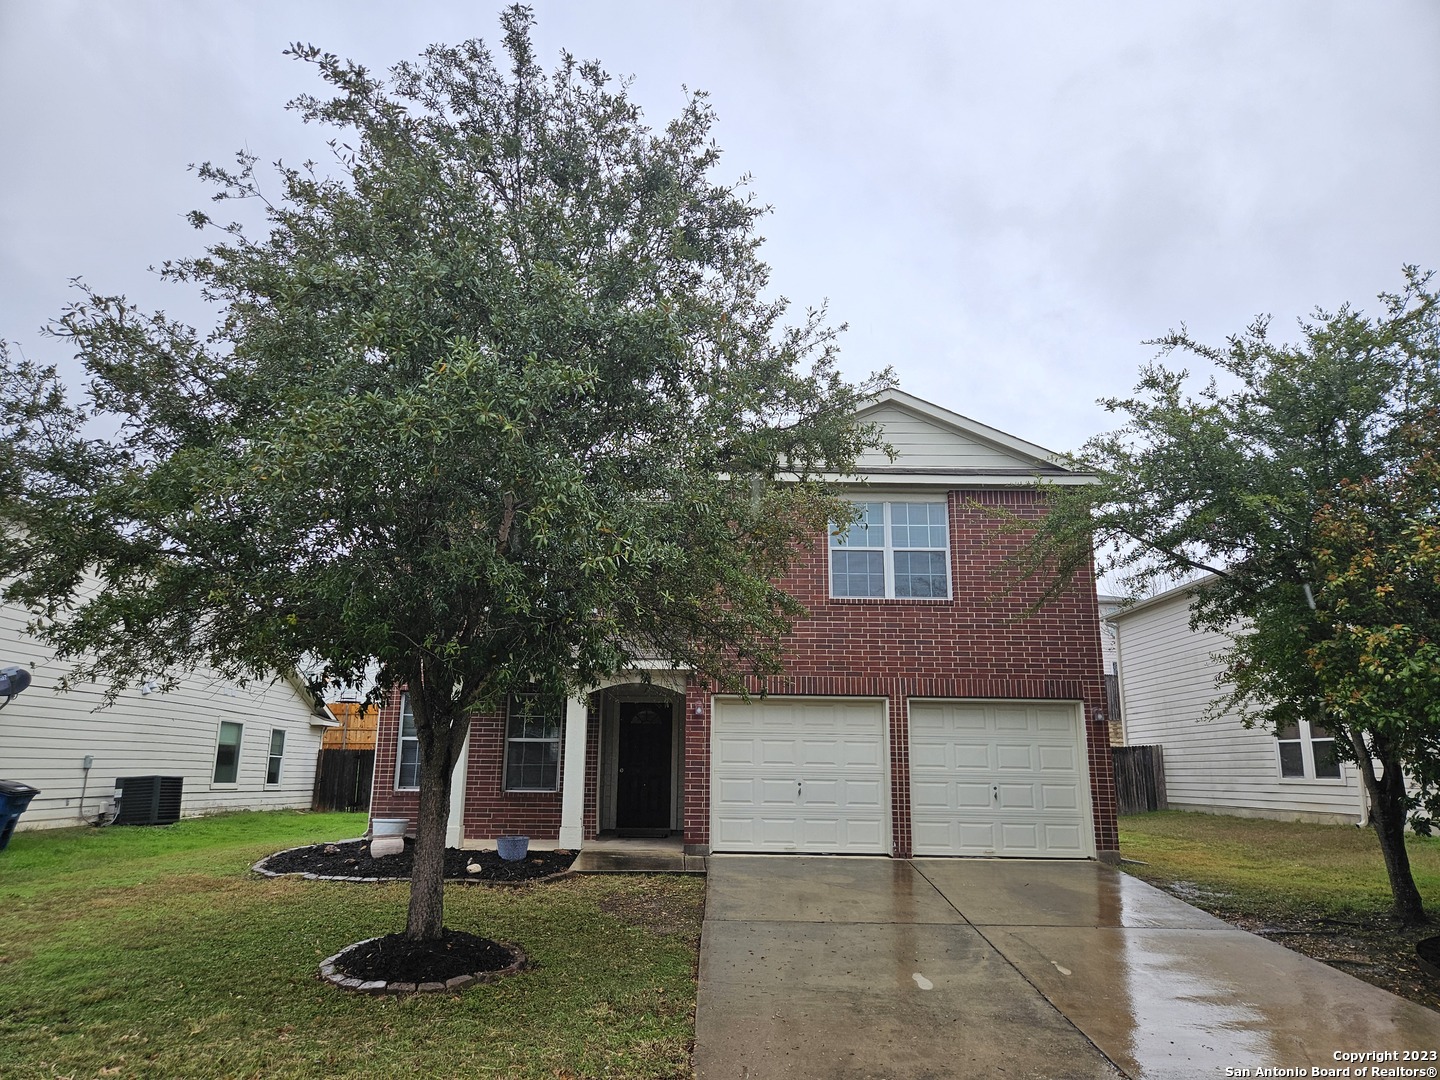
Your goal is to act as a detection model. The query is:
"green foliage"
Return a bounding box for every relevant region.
[1016,267,1440,920]
[1308,415,1440,830]
[0,8,885,715]
[0,7,887,937]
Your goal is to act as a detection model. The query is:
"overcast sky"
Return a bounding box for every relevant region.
[2,1,1437,455]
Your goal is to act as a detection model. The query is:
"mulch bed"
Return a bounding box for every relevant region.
[335,929,516,983]
[256,839,576,883]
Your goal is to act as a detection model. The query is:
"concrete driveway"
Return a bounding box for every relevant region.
[694,856,1440,1079]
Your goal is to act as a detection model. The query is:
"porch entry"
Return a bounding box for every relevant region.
[598,686,684,837]
[617,702,672,834]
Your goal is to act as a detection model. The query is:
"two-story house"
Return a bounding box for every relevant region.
[368,389,1119,860]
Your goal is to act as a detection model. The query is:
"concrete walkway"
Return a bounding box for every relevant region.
[694,856,1440,1079]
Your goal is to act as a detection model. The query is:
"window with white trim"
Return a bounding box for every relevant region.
[396,694,419,789]
[213,721,242,785]
[829,500,950,599]
[505,693,562,792]
[266,728,285,785]
[1277,719,1342,780]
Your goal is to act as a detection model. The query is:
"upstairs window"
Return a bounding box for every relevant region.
[829,500,950,599]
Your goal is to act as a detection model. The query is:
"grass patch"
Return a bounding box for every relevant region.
[0,811,704,1079]
[1119,810,1440,917]
[1119,810,1440,1012]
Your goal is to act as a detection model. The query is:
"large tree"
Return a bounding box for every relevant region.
[1014,268,1440,925]
[0,7,885,942]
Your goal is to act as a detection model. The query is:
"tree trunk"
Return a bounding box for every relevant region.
[404,694,469,942]
[1352,729,1428,927]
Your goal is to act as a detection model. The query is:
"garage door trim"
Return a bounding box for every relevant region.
[907,698,1094,859]
[710,695,891,855]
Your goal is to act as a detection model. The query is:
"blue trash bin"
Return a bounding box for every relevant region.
[0,780,41,852]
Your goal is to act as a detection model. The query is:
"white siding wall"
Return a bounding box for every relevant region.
[1,598,327,830]
[853,404,1027,472]
[1114,591,1364,823]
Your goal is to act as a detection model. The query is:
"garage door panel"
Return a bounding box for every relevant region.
[997,784,1036,809]
[956,821,1000,849]
[1043,824,1086,853]
[910,742,949,769]
[909,701,1092,858]
[717,738,759,765]
[1000,823,1042,851]
[712,698,888,854]
[996,744,1035,769]
[759,738,801,765]
[1037,713,1075,734]
[756,778,797,804]
[1038,745,1077,771]
[952,782,992,807]
[1041,785,1079,810]
[834,779,883,808]
[716,777,757,803]
[911,779,952,809]
[951,744,991,769]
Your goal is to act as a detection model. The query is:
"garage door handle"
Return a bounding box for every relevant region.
[992,785,998,803]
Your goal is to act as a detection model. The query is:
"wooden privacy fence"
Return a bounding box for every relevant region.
[1111,745,1168,814]
[312,749,374,813]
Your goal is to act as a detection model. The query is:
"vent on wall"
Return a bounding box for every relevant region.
[114,776,184,826]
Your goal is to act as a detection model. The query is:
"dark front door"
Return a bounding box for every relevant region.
[616,701,673,832]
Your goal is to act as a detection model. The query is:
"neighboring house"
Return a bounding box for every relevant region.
[1097,593,1125,746]
[1108,579,1366,825]
[370,389,1120,860]
[0,595,337,830]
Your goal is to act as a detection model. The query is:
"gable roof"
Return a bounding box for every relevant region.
[842,388,1095,486]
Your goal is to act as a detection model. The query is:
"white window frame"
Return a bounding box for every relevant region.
[504,693,563,793]
[265,728,286,786]
[396,693,420,790]
[1276,719,1344,782]
[212,720,243,787]
[828,499,951,600]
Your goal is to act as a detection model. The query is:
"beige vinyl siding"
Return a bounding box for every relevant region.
[1114,590,1363,823]
[0,597,326,830]
[853,404,1033,472]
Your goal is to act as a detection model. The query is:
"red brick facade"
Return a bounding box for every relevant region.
[369,487,1119,859]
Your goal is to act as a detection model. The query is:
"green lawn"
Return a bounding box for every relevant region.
[0,810,705,1079]
[1119,810,1440,917]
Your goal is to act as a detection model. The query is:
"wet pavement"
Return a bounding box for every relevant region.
[570,836,707,873]
[694,856,1440,1079]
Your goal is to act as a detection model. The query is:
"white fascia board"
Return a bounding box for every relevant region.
[789,471,1097,487]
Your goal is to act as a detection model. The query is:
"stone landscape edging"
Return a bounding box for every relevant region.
[250,840,575,886]
[318,937,528,995]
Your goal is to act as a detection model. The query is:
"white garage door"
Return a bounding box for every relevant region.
[711,697,888,854]
[909,701,1092,858]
